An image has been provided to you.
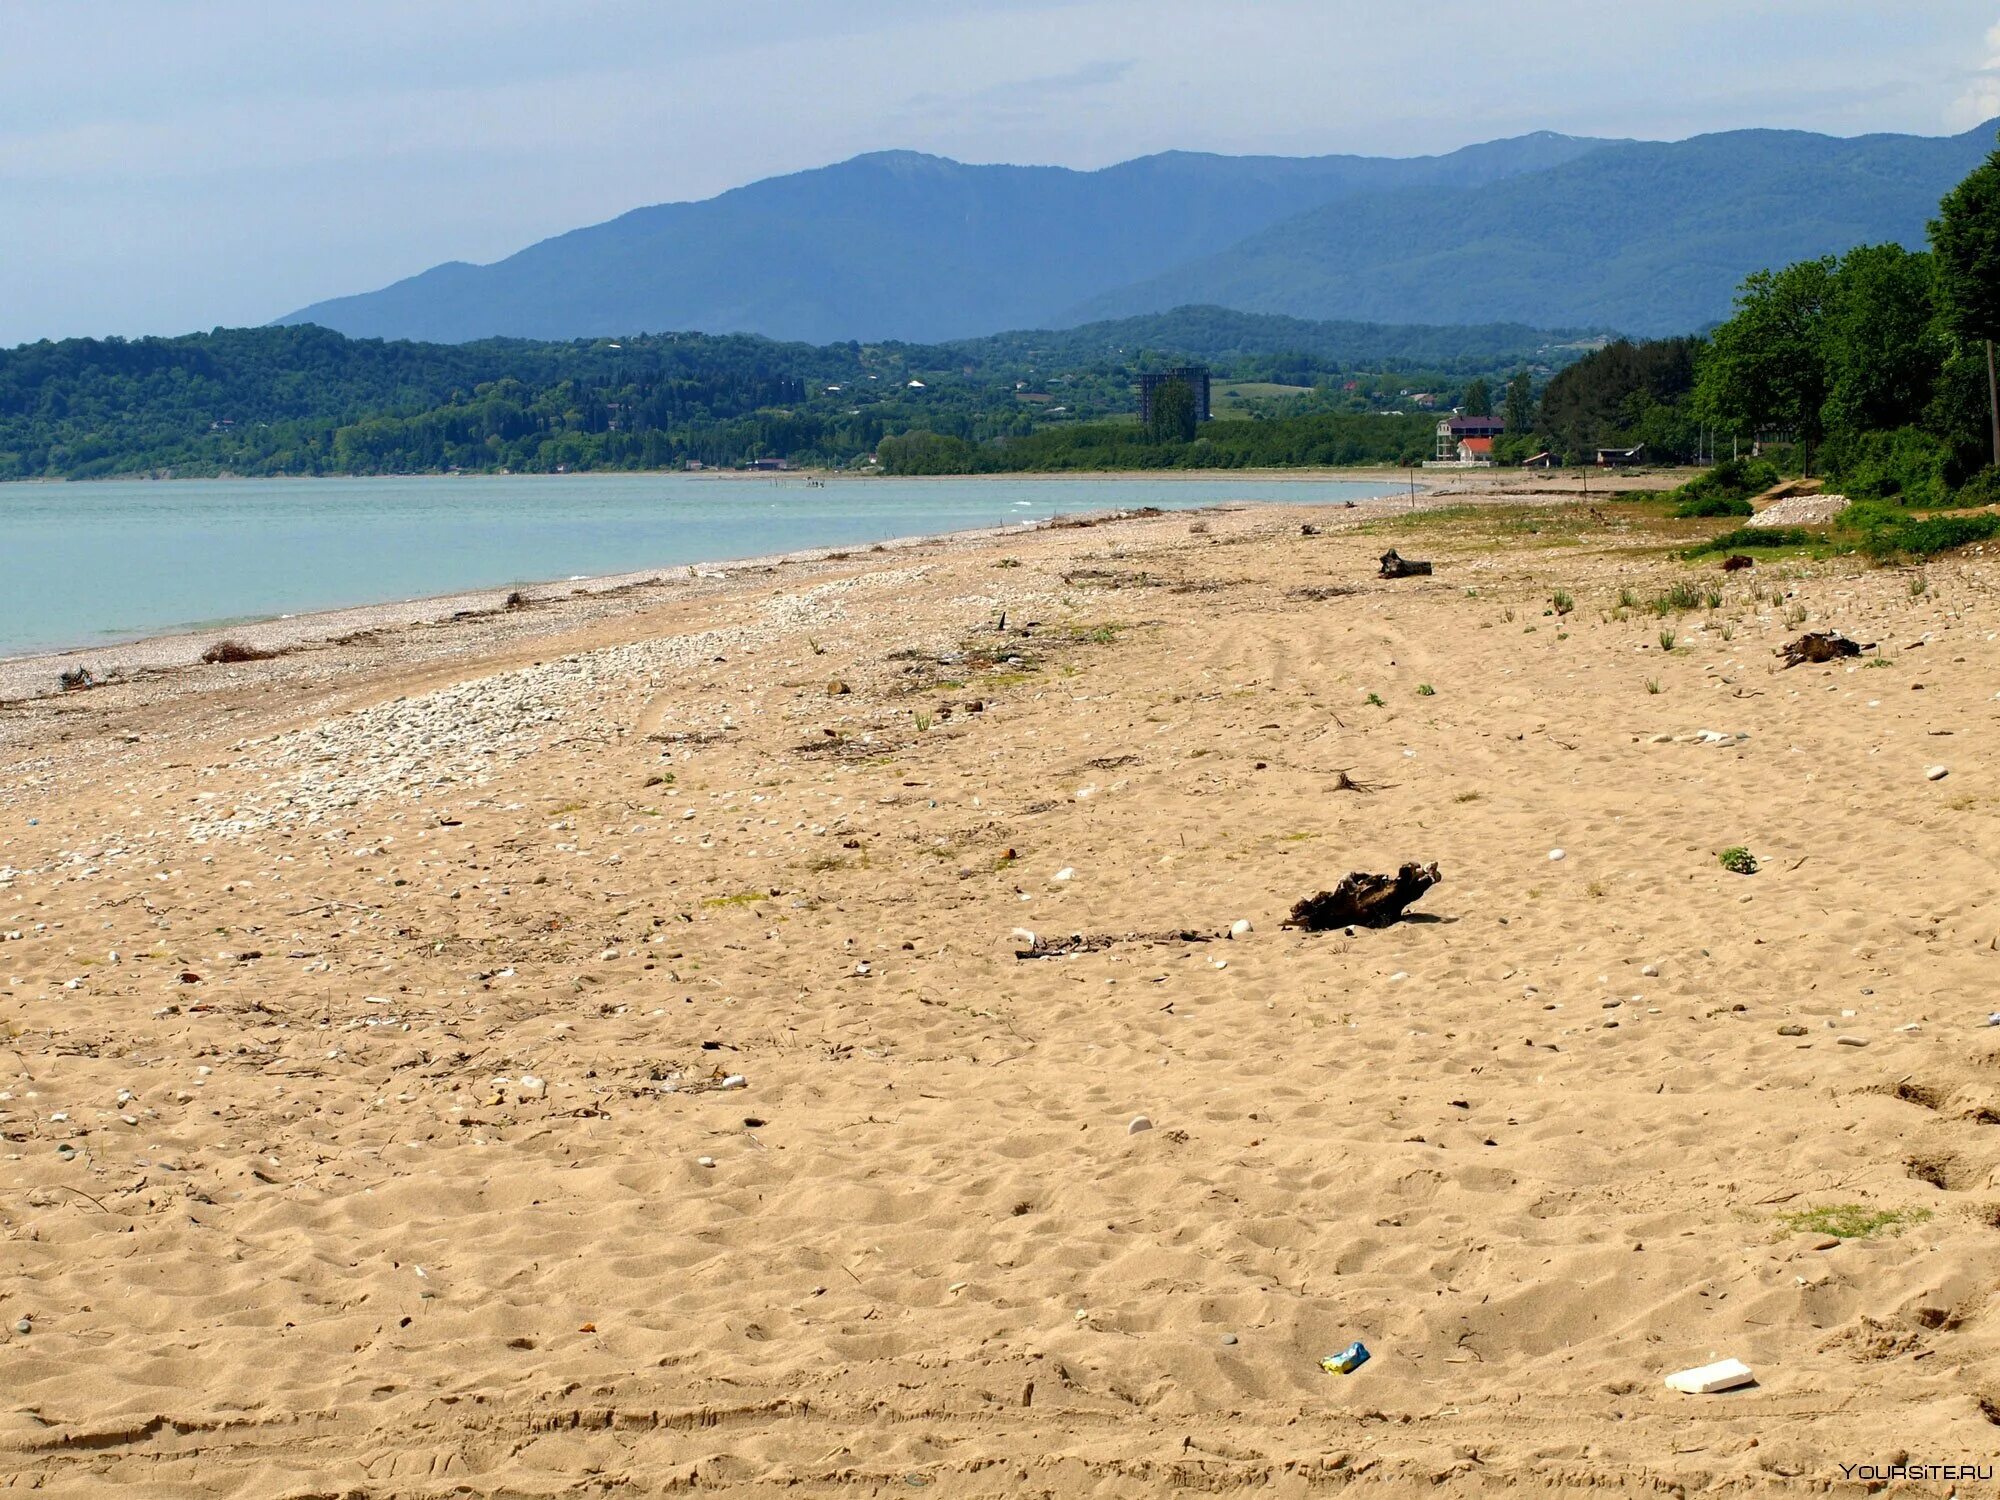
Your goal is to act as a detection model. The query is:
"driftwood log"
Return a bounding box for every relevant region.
[1778,631,1869,668]
[1378,549,1433,578]
[1283,863,1441,931]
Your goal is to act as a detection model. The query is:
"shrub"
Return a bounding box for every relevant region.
[1719,846,1758,875]
[1669,457,1779,508]
[1674,492,1754,518]
[1862,510,2000,559]
[1685,526,1813,557]
[1823,426,1952,508]
[1952,465,2000,508]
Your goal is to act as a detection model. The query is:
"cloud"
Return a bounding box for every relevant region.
[1948,18,2000,128]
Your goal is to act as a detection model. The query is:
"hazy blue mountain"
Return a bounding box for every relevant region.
[276,133,1610,343]
[950,305,1605,371]
[1072,123,2000,335]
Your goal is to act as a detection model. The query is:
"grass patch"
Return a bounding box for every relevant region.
[1776,1203,1931,1240]
[1684,526,1815,558]
[701,890,768,909]
[1860,509,2000,560]
[1718,846,1758,875]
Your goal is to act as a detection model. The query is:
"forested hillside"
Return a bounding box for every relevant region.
[0,309,1584,479]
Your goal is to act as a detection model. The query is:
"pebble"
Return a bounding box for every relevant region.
[1836,1035,1869,1047]
[1127,1115,1153,1135]
[1925,765,1949,781]
[1640,964,1660,978]
[1052,868,1074,883]
[1777,1024,1808,1037]
[1220,1333,1238,1346]
[1548,848,1566,861]
[12,1319,27,1335]
[720,1074,748,1090]
[697,1156,716,1168]
[1229,919,1253,939]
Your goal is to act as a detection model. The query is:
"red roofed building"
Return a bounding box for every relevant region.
[1457,436,1495,464]
[1436,413,1506,460]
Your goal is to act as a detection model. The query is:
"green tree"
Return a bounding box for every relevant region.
[1462,377,1492,416]
[1146,377,1198,443]
[1695,257,1835,471]
[1819,244,1945,435]
[1930,141,2000,466]
[1502,371,1534,432]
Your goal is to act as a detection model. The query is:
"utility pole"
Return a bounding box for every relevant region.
[1987,338,1999,468]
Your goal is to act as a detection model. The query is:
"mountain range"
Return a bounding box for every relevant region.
[280,121,1999,346]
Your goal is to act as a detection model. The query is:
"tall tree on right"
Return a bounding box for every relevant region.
[1931,141,2000,468]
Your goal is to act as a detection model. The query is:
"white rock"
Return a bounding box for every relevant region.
[1127,1115,1153,1135]
[1641,964,1660,978]
[1548,849,1566,861]
[720,1074,748,1090]
[1053,867,1075,882]
[1229,919,1253,939]
[697,1156,716,1168]
[1925,765,1948,781]
[1664,1357,1755,1394]
[518,1075,547,1100]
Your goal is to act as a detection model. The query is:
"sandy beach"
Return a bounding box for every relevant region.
[3,476,1995,1496]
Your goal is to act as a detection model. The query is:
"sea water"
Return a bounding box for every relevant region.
[0,472,1394,659]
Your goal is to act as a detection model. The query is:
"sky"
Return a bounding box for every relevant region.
[3,0,1998,348]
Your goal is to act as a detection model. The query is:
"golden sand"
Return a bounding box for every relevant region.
[2,490,1996,1496]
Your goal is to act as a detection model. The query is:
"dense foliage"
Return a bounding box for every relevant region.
[876,410,1435,474]
[0,308,1580,480]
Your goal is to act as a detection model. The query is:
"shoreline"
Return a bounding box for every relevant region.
[0,467,1685,699]
[2,464,1432,487]
[0,484,1418,696]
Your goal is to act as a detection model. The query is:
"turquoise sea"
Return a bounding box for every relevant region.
[0,473,1394,659]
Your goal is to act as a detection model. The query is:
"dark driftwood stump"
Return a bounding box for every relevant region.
[1778,631,1869,668]
[1720,554,1754,572]
[1378,549,1433,578]
[1283,863,1441,930]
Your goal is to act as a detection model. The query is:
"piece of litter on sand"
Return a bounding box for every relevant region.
[1321,1341,1371,1374]
[1664,1357,1755,1394]
[1128,1115,1153,1135]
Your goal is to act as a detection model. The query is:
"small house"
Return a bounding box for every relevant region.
[1436,413,1506,461]
[1522,450,1558,469]
[1595,444,1645,468]
[1456,436,1495,465]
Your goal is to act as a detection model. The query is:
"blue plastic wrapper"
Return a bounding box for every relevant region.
[1320,1341,1370,1374]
